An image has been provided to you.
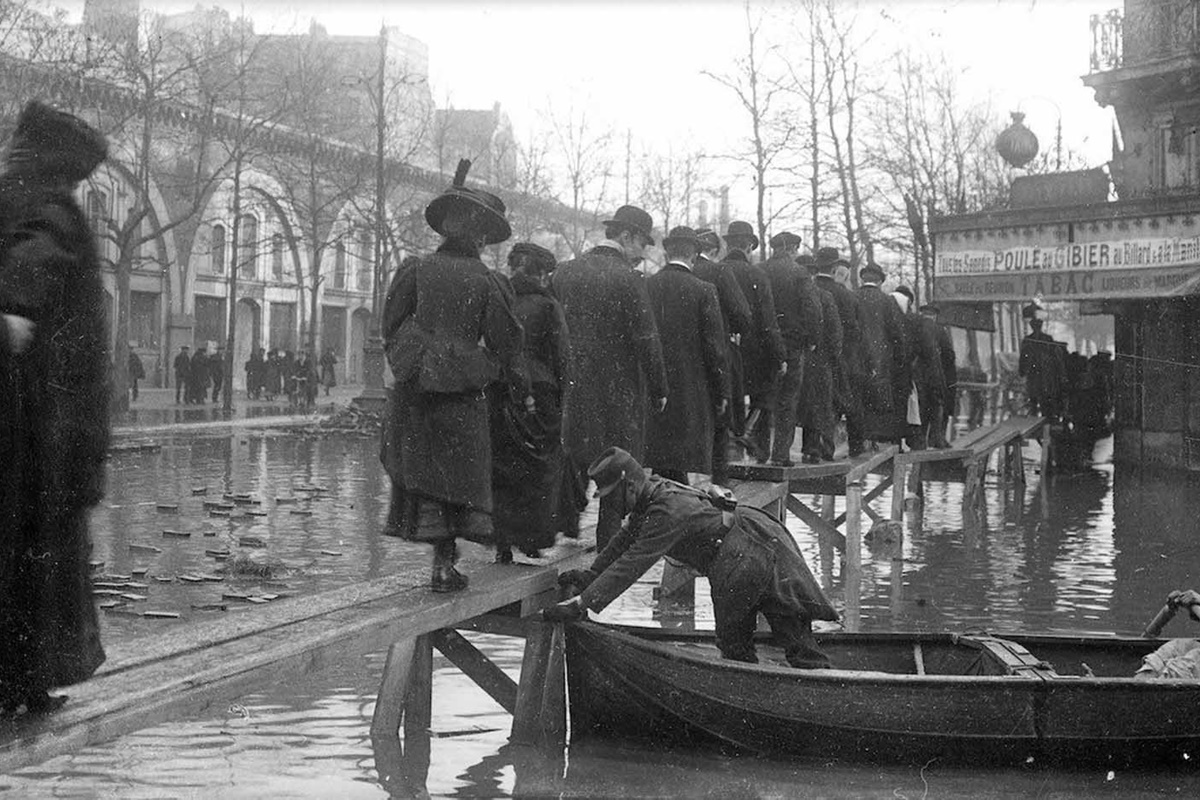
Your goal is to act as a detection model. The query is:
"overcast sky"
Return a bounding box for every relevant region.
[59,0,1117,222]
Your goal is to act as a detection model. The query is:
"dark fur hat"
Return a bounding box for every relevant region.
[6,101,107,182]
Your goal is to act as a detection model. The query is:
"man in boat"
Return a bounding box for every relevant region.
[1137,589,1200,679]
[545,447,839,669]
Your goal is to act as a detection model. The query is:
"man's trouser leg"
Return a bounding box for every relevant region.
[769,354,805,464]
[712,591,760,664]
[711,418,731,485]
[762,609,831,669]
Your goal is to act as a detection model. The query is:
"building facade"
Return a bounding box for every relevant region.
[933,0,1200,470]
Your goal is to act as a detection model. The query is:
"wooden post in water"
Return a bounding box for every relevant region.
[512,621,567,748]
[843,479,864,632]
[890,461,906,522]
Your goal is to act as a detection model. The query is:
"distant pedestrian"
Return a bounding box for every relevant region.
[265,349,282,400]
[643,226,729,485]
[813,248,866,457]
[127,349,145,402]
[173,345,191,404]
[551,204,667,548]
[295,350,318,409]
[380,159,523,592]
[319,347,337,396]
[1019,303,1065,420]
[188,346,209,404]
[0,101,110,715]
[210,347,225,404]
[245,347,265,400]
[283,351,297,403]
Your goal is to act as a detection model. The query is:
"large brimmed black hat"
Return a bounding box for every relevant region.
[425,159,512,245]
[662,225,701,248]
[723,220,759,251]
[6,100,107,182]
[603,204,655,244]
[816,246,849,273]
[509,242,556,273]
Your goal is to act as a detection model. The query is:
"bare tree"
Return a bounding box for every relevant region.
[704,1,801,259]
[636,145,705,235]
[543,100,615,257]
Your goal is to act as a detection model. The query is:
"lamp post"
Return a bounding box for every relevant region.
[354,23,389,411]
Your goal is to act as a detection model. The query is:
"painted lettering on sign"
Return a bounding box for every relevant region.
[934,265,1200,302]
[935,235,1200,275]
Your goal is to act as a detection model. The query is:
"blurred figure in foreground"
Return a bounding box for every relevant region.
[0,101,110,715]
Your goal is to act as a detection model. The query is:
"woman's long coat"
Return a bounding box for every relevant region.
[552,245,667,465]
[0,178,108,695]
[491,272,571,553]
[644,264,730,474]
[381,238,523,512]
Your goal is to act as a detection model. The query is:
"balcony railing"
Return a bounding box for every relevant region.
[1091,0,1200,72]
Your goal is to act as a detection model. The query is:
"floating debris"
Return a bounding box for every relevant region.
[163,530,191,538]
[100,573,133,582]
[205,549,232,559]
[222,591,251,601]
[289,509,313,517]
[275,496,298,504]
[319,550,343,557]
[259,593,281,601]
[124,582,149,590]
[199,574,225,582]
[99,601,124,610]
[178,574,205,583]
[119,593,147,602]
[209,510,232,518]
[92,588,126,597]
[153,576,174,583]
[202,500,226,509]
[131,566,149,576]
[191,603,228,612]
[239,536,267,549]
[129,543,162,554]
[203,530,218,537]
[93,582,132,591]
[244,510,268,517]
[143,611,180,619]
[246,596,269,604]
[110,440,162,454]
[156,503,179,512]
[191,487,208,495]
[89,560,105,570]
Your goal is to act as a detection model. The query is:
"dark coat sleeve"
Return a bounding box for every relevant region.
[757,276,786,364]
[0,213,73,318]
[483,272,528,395]
[938,325,957,388]
[798,281,823,350]
[886,302,909,379]
[718,264,753,336]
[699,282,730,402]
[381,262,416,342]
[823,293,843,368]
[627,273,668,399]
[917,317,945,391]
[581,505,686,611]
[548,298,572,404]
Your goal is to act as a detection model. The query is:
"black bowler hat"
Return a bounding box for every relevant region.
[816,246,849,273]
[509,242,556,273]
[603,204,656,244]
[7,100,108,182]
[723,220,759,251]
[860,261,885,281]
[894,285,914,303]
[425,159,512,245]
[769,231,803,250]
[695,228,721,253]
[587,446,646,498]
[662,225,701,248]
[797,253,817,273]
[1022,302,1043,321]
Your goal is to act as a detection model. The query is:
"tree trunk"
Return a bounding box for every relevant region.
[111,259,132,414]
[224,161,243,413]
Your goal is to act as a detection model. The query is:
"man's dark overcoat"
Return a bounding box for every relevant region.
[189,349,209,400]
[644,264,730,474]
[381,238,523,515]
[723,251,784,399]
[0,177,108,697]
[814,274,864,435]
[552,245,667,464]
[1019,329,1065,416]
[491,271,571,554]
[856,285,909,440]
[693,255,752,338]
[801,282,843,436]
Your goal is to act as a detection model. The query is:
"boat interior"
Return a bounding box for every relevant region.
[636,628,1163,679]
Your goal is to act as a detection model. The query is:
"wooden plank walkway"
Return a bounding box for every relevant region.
[0,479,786,774]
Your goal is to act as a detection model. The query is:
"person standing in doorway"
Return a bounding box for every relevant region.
[188,344,209,405]
[174,345,191,404]
[127,348,145,402]
[319,346,338,397]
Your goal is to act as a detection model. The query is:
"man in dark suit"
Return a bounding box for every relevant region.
[693,227,751,484]
[759,232,821,466]
[1019,303,1064,420]
[552,204,668,548]
[799,253,844,462]
[721,220,784,461]
[856,262,908,444]
[919,303,957,448]
[644,227,729,485]
[173,345,191,404]
[813,248,865,456]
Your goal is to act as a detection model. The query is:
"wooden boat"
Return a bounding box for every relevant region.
[565,622,1200,767]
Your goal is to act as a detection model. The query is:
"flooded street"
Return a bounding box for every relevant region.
[4,430,1200,797]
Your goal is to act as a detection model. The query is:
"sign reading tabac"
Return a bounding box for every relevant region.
[934,233,1200,301]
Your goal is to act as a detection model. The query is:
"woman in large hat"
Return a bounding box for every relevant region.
[381,160,524,591]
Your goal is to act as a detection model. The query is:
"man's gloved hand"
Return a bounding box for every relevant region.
[541,596,585,623]
[558,569,597,593]
[1169,589,1200,621]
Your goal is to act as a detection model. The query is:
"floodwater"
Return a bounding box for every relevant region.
[4,430,1200,797]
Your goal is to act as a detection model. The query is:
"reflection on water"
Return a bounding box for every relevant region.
[5,434,1200,797]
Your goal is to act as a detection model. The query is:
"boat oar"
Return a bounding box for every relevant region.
[1142,595,1200,638]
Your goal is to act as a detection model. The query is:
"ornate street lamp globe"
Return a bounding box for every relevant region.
[996,111,1040,168]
